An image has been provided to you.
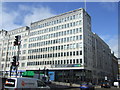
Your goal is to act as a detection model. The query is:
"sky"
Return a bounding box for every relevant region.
[0,2,118,57]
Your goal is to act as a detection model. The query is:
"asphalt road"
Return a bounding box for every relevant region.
[65,87,120,90]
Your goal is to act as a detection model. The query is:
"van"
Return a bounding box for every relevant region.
[4,77,50,90]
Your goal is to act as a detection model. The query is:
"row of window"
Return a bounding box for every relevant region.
[7,44,27,51]
[28,43,82,54]
[29,27,82,42]
[27,59,82,66]
[31,13,82,30]
[29,35,82,48]
[28,51,82,59]
[30,20,82,37]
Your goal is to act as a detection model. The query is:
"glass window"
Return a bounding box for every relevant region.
[73,59,75,64]
[61,52,63,56]
[58,60,60,64]
[80,35,82,40]
[67,60,69,64]
[73,51,75,56]
[76,51,79,55]
[61,60,63,64]
[76,59,79,63]
[73,36,75,41]
[64,60,66,64]
[67,52,69,56]
[70,52,72,56]
[64,52,66,56]
[70,59,72,64]
[73,15,75,19]
[80,59,82,63]
[80,51,82,55]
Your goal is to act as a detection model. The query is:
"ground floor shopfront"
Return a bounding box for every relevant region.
[29,69,93,84]
[53,69,92,84]
[28,68,113,84]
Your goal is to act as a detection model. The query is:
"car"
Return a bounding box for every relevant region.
[80,82,95,90]
[4,77,50,90]
[113,82,119,88]
[101,82,111,88]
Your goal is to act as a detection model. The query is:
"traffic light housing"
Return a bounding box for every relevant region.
[12,56,17,66]
[14,36,18,46]
[14,35,21,46]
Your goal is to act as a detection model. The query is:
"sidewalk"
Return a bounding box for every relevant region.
[52,81,79,88]
[51,81,101,88]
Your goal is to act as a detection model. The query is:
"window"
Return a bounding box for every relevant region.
[76,59,79,63]
[21,63,25,67]
[61,60,63,64]
[64,52,66,56]
[80,51,82,55]
[70,52,72,56]
[80,59,82,63]
[67,60,69,64]
[80,35,82,40]
[61,52,63,56]
[73,59,75,64]
[22,50,26,54]
[58,60,60,64]
[70,59,72,64]
[64,60,66,64]
[76,51,79,55]
[67,52,69,56]
[73,51,75,56]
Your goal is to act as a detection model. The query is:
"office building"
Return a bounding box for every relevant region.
[0,8,117,83]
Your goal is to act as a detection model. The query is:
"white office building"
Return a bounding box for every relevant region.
[0,8,116,83]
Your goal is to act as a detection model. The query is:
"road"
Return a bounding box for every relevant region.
[65,87,120,90]
[1,78,120,90]
[95,88,120,90]
[47,83,120,90]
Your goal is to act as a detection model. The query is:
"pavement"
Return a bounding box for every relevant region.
[50,81,120,89]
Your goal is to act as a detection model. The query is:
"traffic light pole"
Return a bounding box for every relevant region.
[10,35,21,77]
[16,43,20,77]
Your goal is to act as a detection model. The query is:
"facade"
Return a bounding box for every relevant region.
[111,53,119,81]
[118,58,120,81]
[0,8,117,83]
[0,27,29,76]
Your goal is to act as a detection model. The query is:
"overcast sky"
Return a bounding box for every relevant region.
[0,2,118,57]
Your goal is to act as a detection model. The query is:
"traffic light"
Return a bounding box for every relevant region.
[14,36,18,46]
[12,56,17,66]
[14,35,21,46]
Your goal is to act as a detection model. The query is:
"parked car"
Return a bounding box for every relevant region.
[4,77,50,90]
[80,82,95,90]
[113,82,119,88]
[101,82,111,88]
